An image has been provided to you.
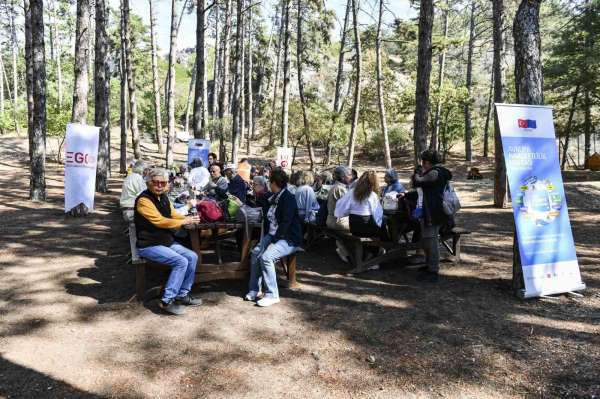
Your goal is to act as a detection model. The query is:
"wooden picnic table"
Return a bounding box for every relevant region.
[184,222,256,283]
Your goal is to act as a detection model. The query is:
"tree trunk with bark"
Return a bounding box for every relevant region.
[280,0,291,148]
[185,59,197,134]
[123,0,142,160]
[561,85,579,170]
[218,0,232,160]
[246,2,253,150]
[211,1,220,122]
[72,0,90,124]
[10,0,18,110]
[119,0,128,174]
[483,70,493,158]
[231,0,244,163]
[512,0,543,293]
[413,0,435,163]
[346,0,361,168]
[268,5,285,147]
[464,0,476,162]
[149,0,164,153]
[431,3,448,152]
[583,89,592,167]
[26,0,47,201]
[166,0,180,169]
[95,0,110,193]
[492,0,507,208]
[376,0,391,169]
[296,0,315,168]
[194,0,208,139]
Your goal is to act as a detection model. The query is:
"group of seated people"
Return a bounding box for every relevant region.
[120,149,452,315]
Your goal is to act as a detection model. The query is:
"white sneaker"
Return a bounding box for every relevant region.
[244,291,259,301]
[336,248,349,263]
[256,297,280,307]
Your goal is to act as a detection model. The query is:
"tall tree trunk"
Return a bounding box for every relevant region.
[246,2,253,149]
[194,0,208,139]
[376,0,391,169]
[430,3,448,152]
[25,0,34,137]
[119,0,128,174]
[0,54,4,118]
[512,0,543,293]
[166,0,180,169]
[413,0,435,163]
[10,0,18,109]
[218,0,232,160]
[561,85,580,170]
[95,0,110,193]
[211,1,220,121]
[185,60,197,134]
[583,89,591,167]
[72,0,90,124]
[492,0,507,208]
[123,0,142,160]
[149,0,164,153]
[333,0,351,115]
[483,70,493,158]
[296,0,314,168]
[280,0,291,148]
[26,0,47,201]
[239,9,245,154]
[268,5,285,147]
[464,0,476,162]
[231,0,244,163]
[346,0,361,168]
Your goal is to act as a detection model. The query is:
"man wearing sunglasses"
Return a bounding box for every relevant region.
[134,168,202,315]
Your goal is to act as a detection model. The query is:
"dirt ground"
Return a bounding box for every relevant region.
[0,133,599,399]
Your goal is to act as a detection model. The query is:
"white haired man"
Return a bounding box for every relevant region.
[134,168,203,315]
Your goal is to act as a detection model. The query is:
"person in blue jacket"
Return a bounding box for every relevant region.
[245,167,302,307]
[382,169,406,195]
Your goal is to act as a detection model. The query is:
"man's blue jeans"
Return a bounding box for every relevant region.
[248,234,296,299]
[138,243,198,303]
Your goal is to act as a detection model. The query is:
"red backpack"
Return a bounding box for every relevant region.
[197,199,224,222]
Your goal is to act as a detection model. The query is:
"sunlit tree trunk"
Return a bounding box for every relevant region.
[583,90,592,167]
[268,5,284,147]
[376,0,391,169]
[246,2,253,150]
[296,0,314,168]
[280,0,291,148]
[194,0,208,139]
[492,0,507,208]
[346,0,361,168]
[414,0,434,163]
[26,0,47,201]
[231,0,244,163]
[430,3,447,153]
[218,0,232,160]
[119,0,128,174]
[185,59,197,134]
[72,0,90,124]
[149,0,164,153]
[512,0,543,293]
[123,0,142,160]
[561,85,579,170]
[95,0,110,193]
[10,0,18,109]
[166,0,180,169]
[464,0,476,162]
[483,71,493,158]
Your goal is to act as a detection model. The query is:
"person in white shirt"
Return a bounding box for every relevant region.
[187,159,210,190]
[120,160,149,221]
[335,170,387,240]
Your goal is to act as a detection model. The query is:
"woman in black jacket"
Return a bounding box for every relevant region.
[412,150,452,282]
[245,168,302,307]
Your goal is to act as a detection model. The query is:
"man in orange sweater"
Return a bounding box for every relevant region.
[135,168,201,315]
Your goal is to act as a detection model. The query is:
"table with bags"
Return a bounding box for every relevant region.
[183,195,263,283]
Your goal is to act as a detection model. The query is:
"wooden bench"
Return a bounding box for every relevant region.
[440,227,471,262]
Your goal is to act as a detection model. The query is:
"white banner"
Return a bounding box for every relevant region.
[276,147,292,170]
[496,104,585,298]
[64,123,100,212]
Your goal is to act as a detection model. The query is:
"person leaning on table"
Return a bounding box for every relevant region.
[134,168,203,316]
[245,167,302,307]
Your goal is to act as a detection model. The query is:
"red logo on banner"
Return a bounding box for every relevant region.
[65,152,97,168]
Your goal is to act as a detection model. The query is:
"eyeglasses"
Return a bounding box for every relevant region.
[151,180,168,187]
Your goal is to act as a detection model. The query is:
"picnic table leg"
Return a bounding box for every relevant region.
[135,264,146,302]
[348,243,364,274]
[212,228,223,264]
[287,255,299,289]
[190,228,203,271]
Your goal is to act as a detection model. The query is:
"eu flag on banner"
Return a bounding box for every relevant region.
[518,119,537,129]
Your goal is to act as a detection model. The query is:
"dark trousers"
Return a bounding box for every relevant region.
[349,215,389,240]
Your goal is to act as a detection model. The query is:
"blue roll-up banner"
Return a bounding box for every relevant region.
[496,104,585,298]
[187,139,210,167]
